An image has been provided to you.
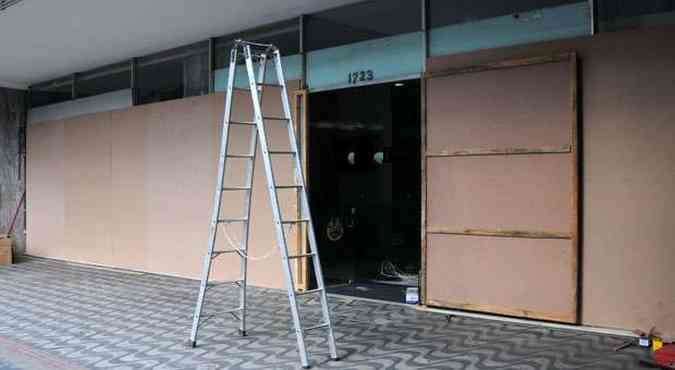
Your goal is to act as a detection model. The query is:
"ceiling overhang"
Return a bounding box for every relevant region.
[0,0,361,88]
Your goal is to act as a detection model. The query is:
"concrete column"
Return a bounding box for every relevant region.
[0,87,27,255]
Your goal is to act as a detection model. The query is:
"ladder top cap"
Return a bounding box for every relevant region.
[234,39,278,50]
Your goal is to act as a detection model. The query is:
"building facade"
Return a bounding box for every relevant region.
[20,0,675,338]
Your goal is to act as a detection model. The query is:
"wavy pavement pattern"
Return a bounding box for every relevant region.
[0,258,649,370]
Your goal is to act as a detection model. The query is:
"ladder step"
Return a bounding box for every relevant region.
[295,288,323,296]
[218,218,249,223]
[212,249,244,258]
[236,40,276,48]
[286,252,315,260]
[227,154,255,159]
[207,280,244,289]
[257,83,283,88]
[218,307,242,314]
[262,116,289,121]
[276,185,302,190]
[221,186,251,191]
[281,219,309,225]
[269,151,297,156]
[303,323,330,332]
[228,120,256,126]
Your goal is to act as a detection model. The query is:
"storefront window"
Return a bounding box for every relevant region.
[77,62,131,99]
[428,0,589,57]
[429,0,580,28]
[305,0,421,52]
[597,0,675,31]
[137,41,209,105]
[29,78,72,108]
[214,19,300,69]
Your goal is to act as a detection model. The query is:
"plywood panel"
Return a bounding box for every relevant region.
[426,234,576,322]
[63,112,113,265]
[423,55,577,323]
[110,106,150,271]
[212,85,301,288]
[143,95,220,278]
[427,154,572,232]
[427,61,570,154]
[26,81,301,290]
[425,25,675,335]
[26,120,65,259]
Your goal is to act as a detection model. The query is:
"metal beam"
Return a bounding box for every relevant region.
[589,0,596,35]
[71,73,78,99]
[130,58,138,105]
[299,14,307,89]
[208,38,216,93]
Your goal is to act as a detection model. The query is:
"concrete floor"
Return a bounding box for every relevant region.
[0,257,649,369]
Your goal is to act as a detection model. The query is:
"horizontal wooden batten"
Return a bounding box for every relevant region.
[427,228,572,240]
[426,145,571,158]
[424,52,573,79]
[425,299,576,324]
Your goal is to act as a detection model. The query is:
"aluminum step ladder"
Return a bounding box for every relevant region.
[189,40,338,369]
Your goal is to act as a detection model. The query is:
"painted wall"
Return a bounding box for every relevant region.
[427,25,675,336]
[27,83,303,289]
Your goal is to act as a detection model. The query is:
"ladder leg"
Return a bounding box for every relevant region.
[238,134,256,337]
[237,51,269,336]
[190,47,239,347]
[243,45,311,368]
[190,246,215,347]
[273,49,339,361]
[306,213,339,360]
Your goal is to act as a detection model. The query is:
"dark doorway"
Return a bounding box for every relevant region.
[309,80,421,303]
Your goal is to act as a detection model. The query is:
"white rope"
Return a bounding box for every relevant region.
[220,225,280,261]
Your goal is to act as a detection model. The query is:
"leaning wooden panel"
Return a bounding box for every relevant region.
[427,154,572,232]
[427,59,571,155]
[426,234,577,323]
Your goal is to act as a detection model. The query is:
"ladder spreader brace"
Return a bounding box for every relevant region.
[188,40,338,369]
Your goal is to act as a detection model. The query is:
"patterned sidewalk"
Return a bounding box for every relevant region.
[0,257,648,369]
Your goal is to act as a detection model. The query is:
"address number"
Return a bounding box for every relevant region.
[348,70,374,84]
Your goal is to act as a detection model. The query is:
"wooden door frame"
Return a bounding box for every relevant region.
[293,89,310,291]
[419,52,580,323]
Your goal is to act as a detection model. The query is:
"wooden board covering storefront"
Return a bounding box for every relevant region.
[27,83,304,289]
[422,53,579,323]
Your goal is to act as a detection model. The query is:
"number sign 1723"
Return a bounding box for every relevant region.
[348,70,374,84]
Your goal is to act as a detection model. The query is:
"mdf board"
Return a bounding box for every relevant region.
[143,95,217,279]
[427,234,575,322]
[26,82,303,289]
[427,154,572,232]
[423,54,579,323]
[110,106,151,271]
[63,112,113,265]
[26,120,65,259]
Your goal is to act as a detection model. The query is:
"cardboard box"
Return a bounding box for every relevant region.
[0,235,12,266]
